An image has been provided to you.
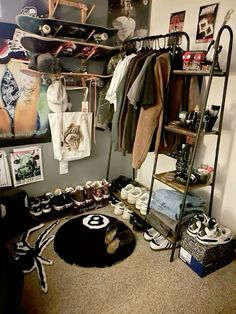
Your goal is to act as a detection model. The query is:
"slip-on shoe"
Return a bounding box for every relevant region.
[107,230,134,255]
[104,220,126,245]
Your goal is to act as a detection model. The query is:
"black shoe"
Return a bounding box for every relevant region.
[130,214,151,232]
[51,189,66,211]
[62,187,74,208]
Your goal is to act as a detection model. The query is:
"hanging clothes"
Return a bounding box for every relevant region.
[132,52,171,169]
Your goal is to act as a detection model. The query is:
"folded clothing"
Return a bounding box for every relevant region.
[150,189,206,221]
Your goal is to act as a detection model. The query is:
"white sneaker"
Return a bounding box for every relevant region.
[114,202,125,215]
[150,236,173,251]
[122,207,133,220]
[136,192,149,210]
[144,227,160,241]
[196,223,233,245]
[127,187,143,205]
[140,198,149,215]
[120,184,135,200]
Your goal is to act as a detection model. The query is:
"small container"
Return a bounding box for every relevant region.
[195,171,210,184]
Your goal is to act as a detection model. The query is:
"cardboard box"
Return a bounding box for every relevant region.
[179,246,235,277]
[181,232,235,265]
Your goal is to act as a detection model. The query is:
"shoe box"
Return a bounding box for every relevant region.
[179,232,236,277]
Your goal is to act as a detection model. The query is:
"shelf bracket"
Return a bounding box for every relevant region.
[48,0,89,23]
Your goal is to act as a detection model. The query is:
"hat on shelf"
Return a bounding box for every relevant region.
[112,16,136,42]
[47,79,69,113]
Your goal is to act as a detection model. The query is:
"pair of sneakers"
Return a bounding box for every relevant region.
[113,201,133,220]
[28,194,52,216]
[135,192,150,215]
[120,184,146,205]
[144,227,173,251]
[50,187,74,211]
[187,213,233,245]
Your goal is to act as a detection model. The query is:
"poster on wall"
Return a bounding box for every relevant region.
[0,22,29,64]
[168,10,186,45]
[0,150,12,188]
[196,3,219,43]
[10,146,44,187]
[0,59,51,147]
[108,0,151,44]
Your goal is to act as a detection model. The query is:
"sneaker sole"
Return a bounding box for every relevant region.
[30,210,42,216]
[53,205,65,211]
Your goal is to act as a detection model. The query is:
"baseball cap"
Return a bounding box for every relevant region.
[112,16,136,41]
[47,79,69,113]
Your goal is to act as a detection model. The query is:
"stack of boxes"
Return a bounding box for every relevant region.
[179,232,235,277]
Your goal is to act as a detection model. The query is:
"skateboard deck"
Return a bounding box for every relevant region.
[20,33,122,61]
[16,15,118,43]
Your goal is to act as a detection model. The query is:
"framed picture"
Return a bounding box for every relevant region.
[168,10,186,45]
[10,146,44,187]
[108,0,152,44]
[0,23,51,148]
[196,3,219,43]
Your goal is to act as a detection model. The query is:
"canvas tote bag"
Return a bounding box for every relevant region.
[48,111,93,161]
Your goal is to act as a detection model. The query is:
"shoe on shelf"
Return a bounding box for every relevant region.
[28,196,41,209]
[84,181,94,204]
[122,207,133,220]
[140,198,149,216]
[150,236,173,251]
[196,220,233,245]
[120,184,135,200]
[28,196,42,216]
[114,202,125,215]
[101,179,111,199]
[29,206,43,216]
[39,194,51,205]
[110,175,133,193]
[129,214,150,232]
[62,187,74,208]
[144,227,161,241]
[135,192,149,210]
[71,185,86,207]
[127,187,143,205]
[42,203,52,214]
[187,213,211,238]
[91,181,104,201]
[51,189,66,211]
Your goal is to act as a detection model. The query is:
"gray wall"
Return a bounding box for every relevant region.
[0,0,132,196]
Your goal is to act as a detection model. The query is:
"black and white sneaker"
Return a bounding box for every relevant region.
[144,227,160,241]
[42,203,52,214]
[39,194,51,206]
[28,197,42,216]
[187,213,211,238]
[196,221,233,245]
[150,236,173,251]
[62,187,74,208]
[51,189,66,211]
[28,196,41,208]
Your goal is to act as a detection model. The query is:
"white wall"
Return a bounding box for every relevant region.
[137,0,236,233]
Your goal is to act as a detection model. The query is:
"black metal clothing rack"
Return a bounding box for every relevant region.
[106,31,190,181]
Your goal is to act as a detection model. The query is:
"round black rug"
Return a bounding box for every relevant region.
[54,214,136,267]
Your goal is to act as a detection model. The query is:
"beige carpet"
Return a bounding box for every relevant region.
[17,205,236,314]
